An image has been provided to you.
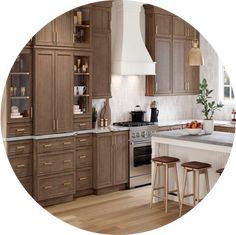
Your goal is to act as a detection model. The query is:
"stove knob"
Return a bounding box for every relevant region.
[141,131,146,137]
[136,132,140,138]
[132,133,136,138]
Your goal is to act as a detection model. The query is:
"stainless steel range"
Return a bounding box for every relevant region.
[113,122,159,188]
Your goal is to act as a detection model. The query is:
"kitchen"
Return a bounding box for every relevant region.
[0,0,235,234]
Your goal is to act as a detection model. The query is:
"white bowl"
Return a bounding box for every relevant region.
[185,128,202,135]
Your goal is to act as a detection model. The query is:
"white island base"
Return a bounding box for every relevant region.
[151,130,234,205]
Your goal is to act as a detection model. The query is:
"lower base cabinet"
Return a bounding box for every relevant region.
[93,131,128,194]
[33,137,76,206]
[75,134,93,197]
[6,140,33,195]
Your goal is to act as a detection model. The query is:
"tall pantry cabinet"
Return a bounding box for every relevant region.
[34,49,73,135]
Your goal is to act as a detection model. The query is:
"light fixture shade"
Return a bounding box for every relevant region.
[188,39,204,66]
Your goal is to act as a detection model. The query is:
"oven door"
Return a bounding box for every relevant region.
[130,141,151,179]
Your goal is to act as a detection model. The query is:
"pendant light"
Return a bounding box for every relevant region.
[188,31,204,66]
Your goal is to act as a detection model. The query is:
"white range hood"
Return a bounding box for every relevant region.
[112,0,156,75]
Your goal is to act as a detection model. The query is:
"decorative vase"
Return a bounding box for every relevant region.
[203,119,214,134]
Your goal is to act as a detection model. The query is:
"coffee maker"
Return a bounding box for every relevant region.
[150,101,159,122]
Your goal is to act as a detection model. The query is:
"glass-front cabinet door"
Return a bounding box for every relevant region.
[7,48,32,123]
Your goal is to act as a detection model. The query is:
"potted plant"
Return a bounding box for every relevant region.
[196,78,223,134]
[92,106,98,129]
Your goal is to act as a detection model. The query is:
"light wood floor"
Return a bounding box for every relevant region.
[46,186,191,234]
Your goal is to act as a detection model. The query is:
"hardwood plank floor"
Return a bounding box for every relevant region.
[46,186,191,234]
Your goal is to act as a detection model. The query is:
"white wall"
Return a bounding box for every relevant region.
[93,3,234,123]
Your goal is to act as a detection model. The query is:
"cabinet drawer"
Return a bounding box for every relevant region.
[76,134,92,147]
[7,140,33,156]
[76,147,92,168]
[7,123,32,137]
[74,121,92,131]
[37,172,75,201]
[76,168,92,191]
[9,154,32,178]
[38,151,75,175]
[36,137,75,153]
[20,176,33,195]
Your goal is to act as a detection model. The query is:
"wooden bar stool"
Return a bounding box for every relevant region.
[216,168,224,175]
[179,161,211,216]
[150,156,181,213]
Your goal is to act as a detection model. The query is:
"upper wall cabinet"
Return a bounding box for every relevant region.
[1,48,33,138]
[144,5,200,96]
[91,1,112,99]
[34,11,74,47]
[73,6,92,49]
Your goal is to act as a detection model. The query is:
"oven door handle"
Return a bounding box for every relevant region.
[129,140,151,146]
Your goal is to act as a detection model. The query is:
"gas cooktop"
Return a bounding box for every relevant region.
[113,121,155,127]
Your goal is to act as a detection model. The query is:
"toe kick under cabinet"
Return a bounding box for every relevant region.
[33,136,76,206]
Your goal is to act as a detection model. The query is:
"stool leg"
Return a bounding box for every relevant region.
[193,170,196,206]
[205,169,210,193]
[165,164,169,213]
[179,168,187,216]
[173,163,181,208]
[195,170,200,205]
[150,163,158,208]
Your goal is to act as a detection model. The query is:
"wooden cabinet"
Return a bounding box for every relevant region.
[1,48,33,138]
[75,134,93,196]
[6,140,33,195]
[34,137,75,205]
[34,11,74,47]
[91,2,112,98]
[34,48,73,135]
[93,131,128,193]
[73,50,92,130]
[144,5,199,96]
[214,126,235,133]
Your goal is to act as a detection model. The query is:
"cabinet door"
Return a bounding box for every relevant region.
[92,5,111,34]
[55,11,74,47]
[155,38,172,94]
[173,39,186,93]
[173,17,186,39]
[93,133,113,189]
[113,132,128,185]
[185,40,200,93]
[55,50,73,133]
[34,21,55,46]
[34,49,55,135]
[155,14,172,38]
[92,33,111,98]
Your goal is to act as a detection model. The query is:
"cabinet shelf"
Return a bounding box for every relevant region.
[10,96,30,99]
[10,72,30,76]
[74,94,90,97]
[74,72,90,76]
[74,24,90,28]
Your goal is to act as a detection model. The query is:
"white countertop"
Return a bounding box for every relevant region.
[152,129,234,153]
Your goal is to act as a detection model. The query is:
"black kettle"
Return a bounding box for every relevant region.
[150,108,159,122]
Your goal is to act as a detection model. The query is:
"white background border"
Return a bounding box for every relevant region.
[0,0,236,234]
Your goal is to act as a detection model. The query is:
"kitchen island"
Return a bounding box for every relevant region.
[151,130,234,203]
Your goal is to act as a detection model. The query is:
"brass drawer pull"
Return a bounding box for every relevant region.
[63,142,72,145]
[16,128,25,132]
[79,155,87,159]
[16,164,25,168]
[16,146,25,150]
[79,177,87,181]
[44,185,52,189]
[63,182,71,186]
[43,144,52,148]
[63,159,71,163]
[79,139,87,142]
[43,162,53,166]
[79,123,86,127]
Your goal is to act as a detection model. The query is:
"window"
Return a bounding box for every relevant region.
[219,64,235,104]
